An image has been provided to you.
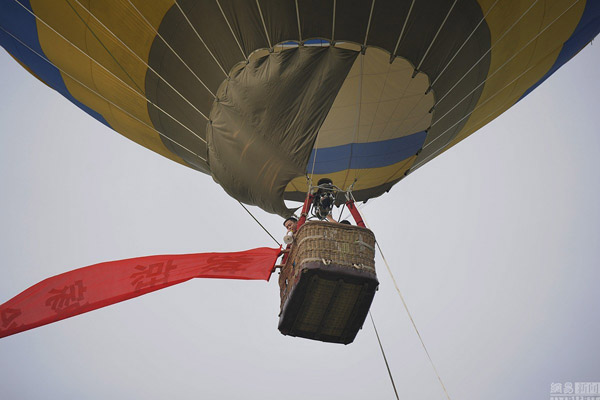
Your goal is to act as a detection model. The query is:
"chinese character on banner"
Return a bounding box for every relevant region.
[130,260,177,291]
[203,254,254,275]
[45,280,87,313]
[0,308,22,330]
[550,383,563,394]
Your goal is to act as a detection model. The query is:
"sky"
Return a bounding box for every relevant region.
[0,41,599,399]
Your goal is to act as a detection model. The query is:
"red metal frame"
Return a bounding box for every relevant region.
[296,192,314,231]
[345,199,366,227]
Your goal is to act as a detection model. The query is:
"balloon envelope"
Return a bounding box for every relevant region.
[1,0,598,215]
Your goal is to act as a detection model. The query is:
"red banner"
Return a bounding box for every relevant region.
[0,247,280,338]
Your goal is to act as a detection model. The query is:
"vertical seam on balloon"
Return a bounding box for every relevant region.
[393,0,416,58]
[342,54,364,189]
[415,0,457,72]
[363,0,376,47]
[255,0,272,49]
[380,71,427,142]
[215,0,248,60]
[174,1,229,77]
[353,59,393,185]
[0,25,208,164]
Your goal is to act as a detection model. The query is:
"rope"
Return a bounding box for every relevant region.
[376,240,452,400]
[415,0,457,72]
[392,0,416,57]
[432,0,542,108]
[65,0,142,93]
[11,0,209,142]
[363,0,376,47]
[174,1,228,76]
[255,0,272,49]
[331,0,336,42]
[0,25,207,165]
[237,201,281,246]
[427,0,580,134]
[369,312,400,400]
[428,0,500,91]
[215,0,247,59]
[294,0,302,43]
[69,0,211,122]
[402,0,580,175]
[359,210,452,400]
[9,5,280,248]
[125,0,217,99]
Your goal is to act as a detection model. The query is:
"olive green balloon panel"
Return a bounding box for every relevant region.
[1,0,598,216]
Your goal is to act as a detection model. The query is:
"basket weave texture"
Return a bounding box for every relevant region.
[279,221,376,308]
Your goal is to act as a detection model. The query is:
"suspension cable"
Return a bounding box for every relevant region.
[411,52,546,171]
[415,0,457,72]
[428,0,500,92]
[237,201,281,246]
[174,1,229,76]
[387,0,581,180]
[5,9,282,248]
[0,25,207,165]
[432,0,542,108]
[376,240,452,400]
[361,210,452,400]
[215,0,248,59]
[392,0,416,58]
[427,0,580,134]
[11,0,209,142]
[369,312,400,400]
[68,0,211,122]
[125,0,217,99]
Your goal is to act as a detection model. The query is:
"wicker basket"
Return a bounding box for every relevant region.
[278,221,378,344]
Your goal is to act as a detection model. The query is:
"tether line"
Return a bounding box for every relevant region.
[237,201,281,246]
[361,210,452,400]
[370,312,400,400]
[376,240,452,400]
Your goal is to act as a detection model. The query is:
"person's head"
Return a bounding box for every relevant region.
[283,216,298,233]
[340,220,351,225]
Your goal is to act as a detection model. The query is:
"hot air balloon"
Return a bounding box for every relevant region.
[0,0,599,349]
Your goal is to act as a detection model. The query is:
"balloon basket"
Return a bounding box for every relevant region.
[278,221,378,344]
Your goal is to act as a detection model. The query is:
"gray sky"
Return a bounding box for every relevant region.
[0,42,599,400]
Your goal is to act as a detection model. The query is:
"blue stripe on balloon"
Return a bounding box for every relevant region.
[519,0,600,101]
[306,130,427,174]
[0,0,110,127]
